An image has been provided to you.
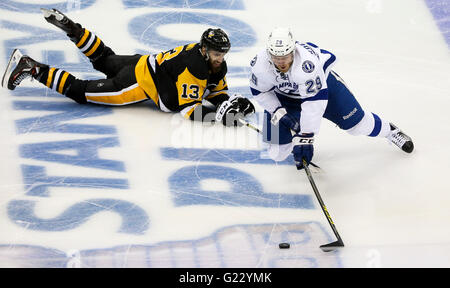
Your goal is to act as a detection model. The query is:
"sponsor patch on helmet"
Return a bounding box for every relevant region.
[302,60,315,73]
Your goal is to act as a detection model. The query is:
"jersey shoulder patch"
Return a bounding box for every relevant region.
[301,60,315,73]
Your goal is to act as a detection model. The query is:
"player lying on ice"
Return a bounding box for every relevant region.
[248,27,414,169]
[2,8,254,127]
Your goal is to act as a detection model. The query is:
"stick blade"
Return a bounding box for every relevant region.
[320,240,344,252]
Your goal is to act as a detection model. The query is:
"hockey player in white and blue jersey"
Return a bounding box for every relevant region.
[249,27,413,169]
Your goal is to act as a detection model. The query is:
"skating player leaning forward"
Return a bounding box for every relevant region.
[2,9,255,126]
[249,27,414,169]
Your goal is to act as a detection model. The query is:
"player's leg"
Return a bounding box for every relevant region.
[82,64,149,106]
[323,70,413,153]
[2,50,148,106]
[42,8,141,78]
[42,9,105,62]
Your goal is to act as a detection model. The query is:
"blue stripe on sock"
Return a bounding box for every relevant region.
[369,113,382,137]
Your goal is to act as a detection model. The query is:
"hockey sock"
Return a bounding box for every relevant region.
[368,113,390,138]
[38,67,75,95]
[72,28,105,61]
[347,112,390,138]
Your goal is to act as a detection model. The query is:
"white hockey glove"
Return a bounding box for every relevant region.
[271,107,300,133]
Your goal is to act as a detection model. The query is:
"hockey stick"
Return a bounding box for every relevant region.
[239,119,341,250]
[302,158,344,252]
[238,118,321,170]
[239,118,262,134]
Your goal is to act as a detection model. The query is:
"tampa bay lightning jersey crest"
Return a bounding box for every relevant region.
[277,80,299,94]
[302,60,315,73]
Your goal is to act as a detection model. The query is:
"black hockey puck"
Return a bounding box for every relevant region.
[279,242,290,249]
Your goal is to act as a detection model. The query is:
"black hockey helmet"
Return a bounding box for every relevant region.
[200,28,231,53]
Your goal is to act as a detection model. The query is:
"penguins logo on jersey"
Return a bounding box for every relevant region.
[302,60,315,73]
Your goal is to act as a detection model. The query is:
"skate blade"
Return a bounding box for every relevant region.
[40,8,52,18]
[1,49,23,89]
[40,8,63,21]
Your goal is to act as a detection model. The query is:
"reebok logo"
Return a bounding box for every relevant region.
[343,107,357,120]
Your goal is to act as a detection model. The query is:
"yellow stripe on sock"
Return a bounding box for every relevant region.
[58,72,69,94]
[84,37,101,57]
[46,68,56,88]
[86,85,148,105]
[76,29,90,47]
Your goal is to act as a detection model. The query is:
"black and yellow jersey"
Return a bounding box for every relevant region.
[135,43,229,119]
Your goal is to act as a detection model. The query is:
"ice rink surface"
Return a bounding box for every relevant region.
[0,0,449,268]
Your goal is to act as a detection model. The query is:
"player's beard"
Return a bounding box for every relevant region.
[209,60,222,73]
[275,63,291,73]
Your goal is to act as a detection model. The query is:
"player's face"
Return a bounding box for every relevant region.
[271,53,294,73]
[207,49,227,71]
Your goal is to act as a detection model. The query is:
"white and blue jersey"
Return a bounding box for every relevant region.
[248,41,393,162]
[249,42,336,135]
[248,41,392,162]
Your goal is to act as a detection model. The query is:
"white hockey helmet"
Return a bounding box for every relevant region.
[266,27,295,57]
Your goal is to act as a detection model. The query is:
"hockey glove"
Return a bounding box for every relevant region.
[215,94,255,127]
[292,133,314,170]
[271,107,300,133]
[233,95,255,117]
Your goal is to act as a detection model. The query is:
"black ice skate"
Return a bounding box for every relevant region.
[388,123,414,153]
[41,8,83,39]
[1,49,48,90]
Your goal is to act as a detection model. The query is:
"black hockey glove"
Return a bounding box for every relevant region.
[215,94,255,127]
[234,96,255,117]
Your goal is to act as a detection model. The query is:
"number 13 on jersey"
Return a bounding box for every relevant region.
[181,84,200,99]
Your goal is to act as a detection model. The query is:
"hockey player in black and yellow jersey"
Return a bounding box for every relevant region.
[2,8,255,126]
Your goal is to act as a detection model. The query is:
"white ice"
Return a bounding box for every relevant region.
[0,0,449,268]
